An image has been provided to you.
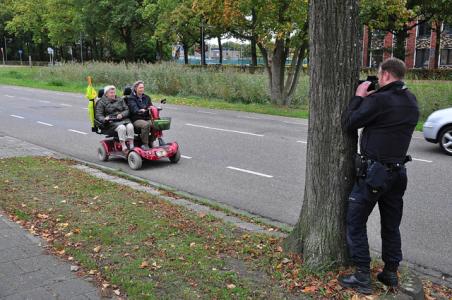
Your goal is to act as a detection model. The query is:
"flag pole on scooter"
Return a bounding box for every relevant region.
[85,76,97,131]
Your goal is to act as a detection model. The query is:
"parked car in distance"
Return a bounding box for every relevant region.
[423,107,452,155]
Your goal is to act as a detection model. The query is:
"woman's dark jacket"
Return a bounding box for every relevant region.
[127,93,153,122]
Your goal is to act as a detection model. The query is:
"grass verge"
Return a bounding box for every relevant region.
[1,156,451,299]
[0,66,309,119]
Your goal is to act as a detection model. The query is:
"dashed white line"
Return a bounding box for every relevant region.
[297,140,308,144]
[239,116,261,120]
[60,103,72,107]
[283,121,306,126]
[82,107,88,110]
[68,129,88,135]
[186,123,264,137]
[197,111,217,115]
[412,158,433,163]
[181,155,192,159]
[37,121,54,127]
[10,114,24,119]
[5,95,15,98]
[39,100,51,104]
[227,166,273,178]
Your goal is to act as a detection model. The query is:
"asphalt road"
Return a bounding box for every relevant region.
[0,85,451,278]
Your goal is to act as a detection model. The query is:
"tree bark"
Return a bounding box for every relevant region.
[183,42,189,65]
[433,21,442,69]
[250,36,258,67]
[121,27,135,62]
[270,39,287,105]
[217,36,223,65]
[394,29,408,61]
[284,0,361,268]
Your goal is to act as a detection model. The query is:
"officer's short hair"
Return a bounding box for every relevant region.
[380,58,406,79]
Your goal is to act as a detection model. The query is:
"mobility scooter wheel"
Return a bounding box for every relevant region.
[169,149,181,164]
[97,146,109,161]
[128,151,143,170]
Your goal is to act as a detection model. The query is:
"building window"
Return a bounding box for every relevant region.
[444,23,452,35]
[415,49,429,68]
[440,49,452,65]
[417,22,432,38]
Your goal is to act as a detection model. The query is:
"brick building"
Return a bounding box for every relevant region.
[362,22,452,69]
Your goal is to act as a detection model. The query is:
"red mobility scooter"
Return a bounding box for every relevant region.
[92,87,180,170]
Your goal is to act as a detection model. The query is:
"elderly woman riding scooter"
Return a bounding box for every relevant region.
[95,85,135,152]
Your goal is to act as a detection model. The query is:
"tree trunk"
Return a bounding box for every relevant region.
[394,29,408,61]
[433,21,442,69]
[217,36,223,65]
[183,42,189,65]
[284,0,361,268]
[269,39,287,105]
[251,36,258,67]
[121,27,135,62]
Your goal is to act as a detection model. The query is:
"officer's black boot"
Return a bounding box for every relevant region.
[339,268,372,295]
[377,265,399,287]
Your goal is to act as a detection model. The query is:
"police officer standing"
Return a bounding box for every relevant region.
[339,58,419,294]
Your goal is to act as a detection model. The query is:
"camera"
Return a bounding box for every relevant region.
[358,75,378,91]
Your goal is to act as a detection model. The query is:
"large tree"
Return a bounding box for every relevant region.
[284,0,361,267]
[194,0,309,106]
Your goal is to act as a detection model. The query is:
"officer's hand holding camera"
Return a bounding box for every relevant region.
[355,81,376,97]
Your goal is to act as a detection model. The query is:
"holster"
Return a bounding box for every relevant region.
[354,154,367,178]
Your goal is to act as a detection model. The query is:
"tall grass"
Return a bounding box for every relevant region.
[36,62,310,107]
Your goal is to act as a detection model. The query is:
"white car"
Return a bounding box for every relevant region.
[423,107,452,155]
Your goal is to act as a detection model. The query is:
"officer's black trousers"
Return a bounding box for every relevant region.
[346,166,407,271]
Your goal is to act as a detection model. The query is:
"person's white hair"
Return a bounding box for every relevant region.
[103,85,116,95]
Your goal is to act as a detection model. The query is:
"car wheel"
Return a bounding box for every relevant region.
[169,149,181,164]
[128,151,143,170]
[98,146,109,161]
[438,125,452,156]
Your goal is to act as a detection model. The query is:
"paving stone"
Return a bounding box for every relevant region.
[2,287,56,300]
[48,279,98,298]
[0,261,24,278]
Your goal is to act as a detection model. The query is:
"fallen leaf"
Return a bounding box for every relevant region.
[198,212,207,218]
[93,196,99,200]
[302,286,317,293]
[93,246,101,253]
[65,232,73,237]
[73,228,81,234]
[226,284,236,289]
[140,261,149,269]
[276,246,283,252]
[281,258,290,264]
[57,249,66,255]
[53,185,59,189]
[113,289,120,296]
[88,270,97,275]
[190,242,196,248]
[37,214,49,219]
[68,256,74,261]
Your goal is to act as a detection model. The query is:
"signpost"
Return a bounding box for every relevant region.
[18,49,23,65]
[0,47,4,65]
[47,47,54,65]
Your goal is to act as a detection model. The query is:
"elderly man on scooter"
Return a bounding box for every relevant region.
[95,85,135,152]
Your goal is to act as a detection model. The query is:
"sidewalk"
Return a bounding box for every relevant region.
[0,135,101,300]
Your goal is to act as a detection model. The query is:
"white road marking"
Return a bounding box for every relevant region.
[283,121,306,126]
[197,111,217,115]
[181,155,192,159]
[68,129,88,135]
[82,107,88,110]
[412,158,433,163]
[10,114,24,119]
[227,166,273,178]
[39,100,51,104]
[37,121,54,127]
[5,95,15,98]
[165,107,179,110]
[239,116,261,120]
[297,140,308,144]
[186,123,264,137]
[60,103,72,107]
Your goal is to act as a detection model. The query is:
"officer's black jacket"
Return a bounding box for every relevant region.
[342,80,419,164]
